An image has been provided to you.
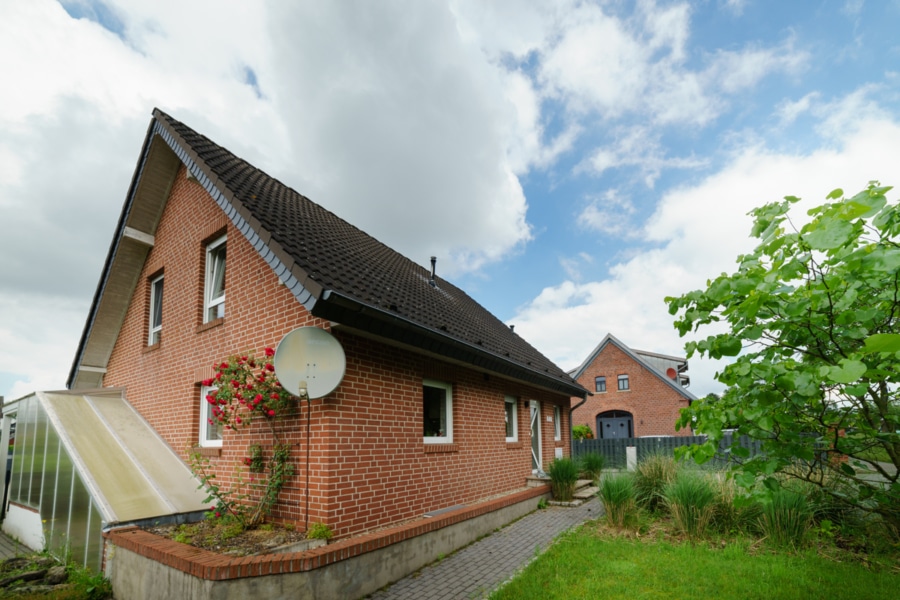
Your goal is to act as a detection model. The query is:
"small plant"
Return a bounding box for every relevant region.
[547,458,580,502]
[66,562,114,599]
[307,522,334,541]
[664,472,717,540]
[578,452,605,484]
[760,488,812,549]
[537,498,549,509]
[633,454,679,514]
[572,424,594,440]
[599,473,637,528]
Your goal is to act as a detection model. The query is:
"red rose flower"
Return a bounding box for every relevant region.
[202,378,213,387]
[265,363,275,372]
[265,347,275,357]
[267,409,275,417]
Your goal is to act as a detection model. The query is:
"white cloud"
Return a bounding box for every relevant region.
[775,92,820,125]
[579,190,639,238]
[514,111,900,397]
[580,126,707,186]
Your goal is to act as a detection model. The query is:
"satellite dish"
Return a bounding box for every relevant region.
[273,327,346,399]
[666,367,677,380]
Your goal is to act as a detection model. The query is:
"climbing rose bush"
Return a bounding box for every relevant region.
[192,348,297,528]
[202,348,295,436]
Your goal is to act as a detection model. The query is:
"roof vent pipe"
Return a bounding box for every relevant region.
[429,256,437,287]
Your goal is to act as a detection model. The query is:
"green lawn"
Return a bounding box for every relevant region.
[491,525,898,600]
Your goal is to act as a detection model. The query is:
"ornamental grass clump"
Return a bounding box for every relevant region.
[547,458,580,502]
[599,473,637,528]
[760,488,812,549]
[578,452,605,485]
[633,454,679,514]
[664,472,717,540]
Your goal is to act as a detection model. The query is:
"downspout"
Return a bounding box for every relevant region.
[569,392,591,457]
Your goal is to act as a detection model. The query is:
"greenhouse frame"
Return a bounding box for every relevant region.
[0,389,208,571]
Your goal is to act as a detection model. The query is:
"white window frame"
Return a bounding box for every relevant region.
[505,396,518,442]
[148,274,163,345]
[199,385,223,447]
[618,374,630,391]
[204,235,227,323]
[423,379,452,444]
[554,405,562,441]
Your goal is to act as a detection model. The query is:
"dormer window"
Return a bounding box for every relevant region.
[204,235,226,322]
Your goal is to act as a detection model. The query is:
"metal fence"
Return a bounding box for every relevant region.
[571,432,763,470]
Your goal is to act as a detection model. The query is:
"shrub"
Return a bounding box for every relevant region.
[307,522,333,541]
[578,452,605,484]
[633,454,679,514]
[664,472,717,540]
[547,458,580,501]
[572,425,594,440]
[600,473,637,528]
[760,488,812,549]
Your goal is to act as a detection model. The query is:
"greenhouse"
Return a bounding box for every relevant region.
[0,389,208,571]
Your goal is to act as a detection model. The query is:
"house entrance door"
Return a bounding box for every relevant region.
[529,400,542,473]
[597,410,633,439]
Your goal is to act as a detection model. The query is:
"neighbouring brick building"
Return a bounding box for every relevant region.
[570,333,696,439]
[66,109,587,540]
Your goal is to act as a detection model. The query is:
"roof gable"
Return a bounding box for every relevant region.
[570,333,697,401]
[69,109,586,398]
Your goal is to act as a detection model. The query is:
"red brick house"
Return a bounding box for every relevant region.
[570,333,696,438]
[66,109,586,540]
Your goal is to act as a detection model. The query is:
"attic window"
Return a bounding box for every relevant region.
[617,374,630,391]
[148,274,163,345]
[595,376,606,393]
[204,235,226,322]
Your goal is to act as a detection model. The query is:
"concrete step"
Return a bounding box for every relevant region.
[574,486,599,499]
[575,479,593,490]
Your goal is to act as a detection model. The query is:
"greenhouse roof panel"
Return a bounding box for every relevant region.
[40,390,208,524]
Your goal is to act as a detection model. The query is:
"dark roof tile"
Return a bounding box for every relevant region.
[155,110,584,396]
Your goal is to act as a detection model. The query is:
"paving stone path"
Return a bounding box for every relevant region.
[365,497,602,600]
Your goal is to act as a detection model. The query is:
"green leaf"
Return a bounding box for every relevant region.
[803,219,854,250]
[839,463,856,476]
[826,188,843,200]
[862,333,900,354]
[823,359,867,384]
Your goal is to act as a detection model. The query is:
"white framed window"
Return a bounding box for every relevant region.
[149,274,163,345]
[505,396,518,442]
[199,385,223,447]
[423,379,452,443]
[204,235,226,322]
[554,405,562,441]
[618,374,630,391]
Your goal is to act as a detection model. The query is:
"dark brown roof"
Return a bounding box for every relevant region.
[68,109,586,398]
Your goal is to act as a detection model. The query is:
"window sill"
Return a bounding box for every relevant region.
[143,342,161,354]
[617,389,631,393]
[197,317,225,333]
[197,446,222,457]
[424,443,458,454]
[505,441,522,449]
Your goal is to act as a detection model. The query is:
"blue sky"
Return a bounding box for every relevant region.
[2,0,900,401]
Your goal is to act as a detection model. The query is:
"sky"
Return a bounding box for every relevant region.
[2,0,900,402]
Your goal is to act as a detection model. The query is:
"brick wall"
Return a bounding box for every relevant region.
[570,343,690,438]
[103,164,570,538]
